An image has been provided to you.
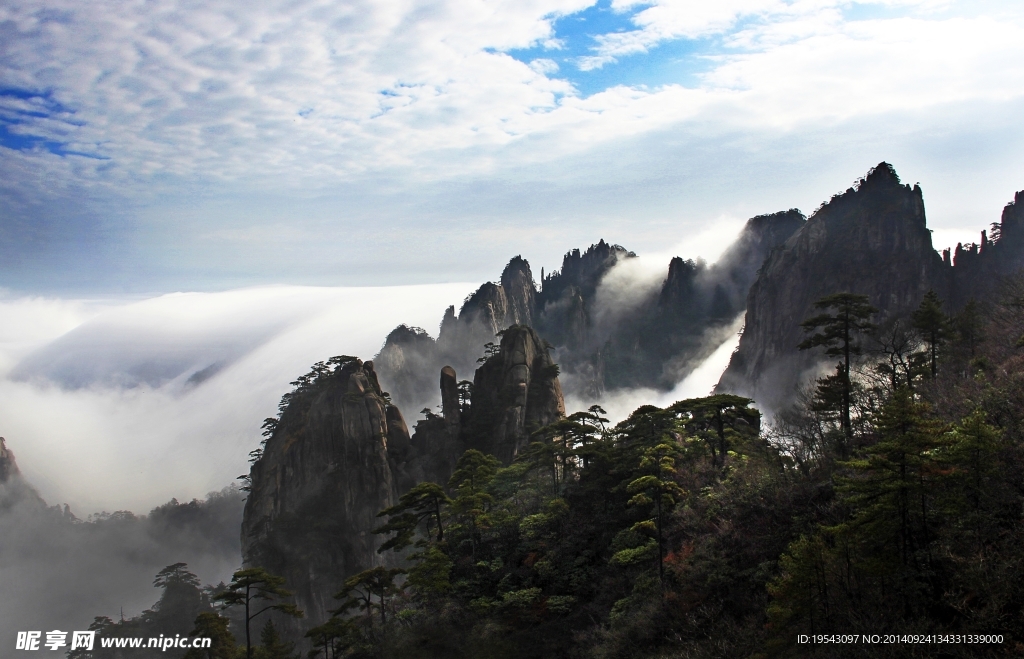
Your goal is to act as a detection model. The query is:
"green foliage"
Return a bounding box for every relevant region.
[333,566,406,627]
[799,292,878,455]
[72,563,216,659]
[215,567,302,659]
[478,341,501,363]
[183,612,236,659]
[257,620,295,659]
[304,617,362,659]
[798,292,879,357]
[375,482,451,551]
[912,290,950,378]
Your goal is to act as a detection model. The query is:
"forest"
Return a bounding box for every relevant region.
[72,280,1024,659]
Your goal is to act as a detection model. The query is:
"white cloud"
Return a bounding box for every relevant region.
[530,58,561,74]
[564,314,744,423]
[0,284,478,513]
[2,0,1022,199]
[0,294,119,373]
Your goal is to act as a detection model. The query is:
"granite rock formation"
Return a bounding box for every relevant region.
[717,163,1024,412]
[375,217,804,415]
[461,325,566,463]
[0,437,45,511]
[242,329,566,632]
[946,189,1024,307]
[241,358,407,625]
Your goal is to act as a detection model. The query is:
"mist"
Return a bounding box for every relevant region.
[563,314,744,424]
[0,284,478,513]
[0,270,746,648]
[0,469,244,651]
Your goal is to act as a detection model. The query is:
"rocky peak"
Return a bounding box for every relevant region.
[539,239,635,303]
[658,257,703,312]
[463,325,566,464]
[243,331,566,634]
[0,437,19,484]
[241,357,408,625]
[375,325,440,415]
[716,163,944,411]
[460,282,509,337]
[947,189,1024,307]
[0,437,48,511]
[500,256,537,328]
[439,365,461,433]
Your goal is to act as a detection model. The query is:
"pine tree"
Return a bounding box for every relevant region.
[838,388,945,616]
[669,394,758,465]
[151,563,206,635]
[182,612,236,659]
[258,619,295,659]
[213,568,302,659]
[620,441,685,584]
[332,566,406,627]
[911,290,949,378]
[799,293,878,456]
[374,482,451,552]
[447,449,500,559]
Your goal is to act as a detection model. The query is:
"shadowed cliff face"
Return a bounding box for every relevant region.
[947,189,1024,308]
[375,220,804,416]
[241,331,566,633]
[463,325,566,464]
[241,358,405,625]
[715,163,1024,414]
[718,164,941,411]
[0,436,46,511]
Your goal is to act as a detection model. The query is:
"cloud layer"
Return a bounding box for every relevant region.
[2,1,1023,292]
[3,0,1021,188]
[0,284,478,512]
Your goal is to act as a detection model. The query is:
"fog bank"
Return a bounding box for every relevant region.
[0,284,477,513]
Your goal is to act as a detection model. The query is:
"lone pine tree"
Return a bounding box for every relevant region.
[799,293,877,456]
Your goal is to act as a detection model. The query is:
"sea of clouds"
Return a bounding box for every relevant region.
[0,222,749,515]
[0,284,480,513]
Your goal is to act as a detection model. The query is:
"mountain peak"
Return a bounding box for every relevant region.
[860,161,901,188]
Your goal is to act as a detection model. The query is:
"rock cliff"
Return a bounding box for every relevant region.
[241,358,407,625]
[461,325,566,463]
[946,189,1024,307]
[242,329,567,632]
[0,436,45,511]
[716,163,1024,412]
[375,218,803,414]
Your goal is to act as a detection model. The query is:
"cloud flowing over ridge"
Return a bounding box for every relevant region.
[0,284,477,513]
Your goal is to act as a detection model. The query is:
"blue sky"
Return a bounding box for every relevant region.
[506,0,714,96]
[2,0,1024,293]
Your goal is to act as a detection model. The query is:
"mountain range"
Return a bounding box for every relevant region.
[239,162,1024,637]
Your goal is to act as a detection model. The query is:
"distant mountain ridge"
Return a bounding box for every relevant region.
[375,211,805,417]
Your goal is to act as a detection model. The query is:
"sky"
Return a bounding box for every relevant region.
[1,0,1023,293]
[2,0,1024,511]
